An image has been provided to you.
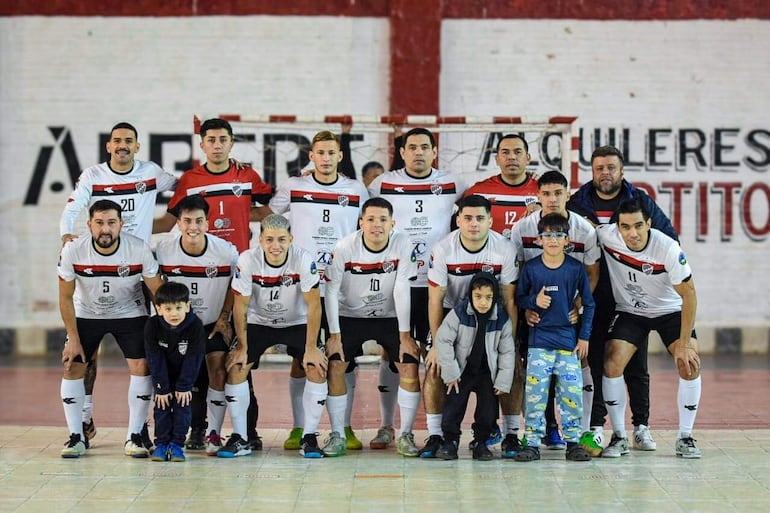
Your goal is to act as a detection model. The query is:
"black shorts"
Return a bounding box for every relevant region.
[73,316,148,361]
[607,311,697,349]
[410,287,430,344]
[204,322,230,354]
[339,317,419,365]
[245,323,313,369]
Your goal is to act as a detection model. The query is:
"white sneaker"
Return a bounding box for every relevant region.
[590,426,605,448]
[676,436,702,459]
[124,433,149,458]
[602,435,630,458]
[61,433,87,458]
[633,424,657,451]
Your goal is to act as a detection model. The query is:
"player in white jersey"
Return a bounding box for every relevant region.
[154,194,239,455]
[509,171,601,455]
[596,199,702,459]
[418,194,518,458]
[58,200,163,458]
[219,214,323,458]
[366,127,467,450]
[322,198,421,457]
[267,130,369,450]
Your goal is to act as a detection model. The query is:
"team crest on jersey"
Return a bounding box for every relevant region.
[382,260,395,273]
[206,265,218,279]
[235,266,241,279]
[430,183,443,196]
[481,263,494,274]
[117,265,130,278]
[338,195,350,207]
[178,340,188,355]
[281,275,294,287]
[135,181,147,194]
[678,252,687,265]
[564,242,575,254]
[232,184,243,197]
[310,261,318,274]
[641,263,654,275]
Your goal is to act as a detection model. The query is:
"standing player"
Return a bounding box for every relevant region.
[366,127,467,450]
[323,198,421,457]
[222,214,323,458]
[421,194,519,458]
[597,199,702,458]
[268,130,369,451]
[59,200,163,458]
[59,121,177,447]
[567,145,678,452]
[154,194,239,456]
[154,118,272,451]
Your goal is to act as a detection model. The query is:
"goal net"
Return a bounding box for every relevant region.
[192,115,579,189]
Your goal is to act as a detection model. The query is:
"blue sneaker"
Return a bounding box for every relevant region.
[217,434,252,458]
[168,442,185,462]
[151,443,169,461]
[418,435,443,458]
[501,434,522,458]
[542,428,566,450]
[468,423,503,450]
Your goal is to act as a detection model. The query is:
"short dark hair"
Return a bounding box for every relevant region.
[176,194,210,217]
[361,197,393,217]
[591,145,625,166]
[457,194,492,214]
[89,199,122,219]
[155,281,190,306]
[111,122,138,139]
[537,213,570,235]
[616,198,650,221]
[200,118,233,139]
[537,170,568,189]
[403,127,436,148]
[361,161,385,177]
[496,133,529,153]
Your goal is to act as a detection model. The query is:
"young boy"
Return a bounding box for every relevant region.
[434,272,515,460]
[514,213,596,462]
[144,282,205,462]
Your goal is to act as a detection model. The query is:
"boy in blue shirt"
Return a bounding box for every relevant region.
[515,213,595,462]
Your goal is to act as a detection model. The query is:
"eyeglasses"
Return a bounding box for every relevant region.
[539,232,567,240]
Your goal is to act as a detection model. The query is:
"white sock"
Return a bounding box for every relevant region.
[503,414,520,435]
[344,371,356,428]
[326,394,347,436]
[302,380,328,435]
[602,375,627,438]
[582,366,594,432]
[81,394,93,423]
[206,388,227,434]
[397,387,420,434]
[378,360,400,427]
[126,375,152,440]
[426,413,443,437]
[225,381,250,438]
[677,376,701,437]
[289,376,306,429]
[61,378,85,436]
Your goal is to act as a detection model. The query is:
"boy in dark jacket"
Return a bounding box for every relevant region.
[145,282,205,462]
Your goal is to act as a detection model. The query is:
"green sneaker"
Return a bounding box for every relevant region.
[396,432,419,457]
[579,431,603,457]
[322,431,347,457]
[283,427,304,450]
[345,426,363,450]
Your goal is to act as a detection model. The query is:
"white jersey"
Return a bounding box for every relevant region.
[155,234,239,325]
[269,174,368,294]
[596,225,692,317]
[58,233,159,319]
[60,160,178,244]
[231,245,320,327]
[428,230,519,308]
[368,168,467,287]
[325,229,416,333]
[510,210,601,266]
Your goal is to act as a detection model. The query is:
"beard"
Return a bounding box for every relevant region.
[94,233,116,248]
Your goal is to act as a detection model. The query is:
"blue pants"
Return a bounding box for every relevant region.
[153,397,191,446]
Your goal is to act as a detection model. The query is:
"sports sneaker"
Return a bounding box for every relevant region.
[472,442,494,461]
[249,433,263,451]
[322,431,347,457]
[185,426,206,450]
[590,426,605,448]
[566,443,592,461]
[542,427,566,450]
[283,427,304,450]
[151,443,169,461]
[579,431,603,457]
[124,433,149,458]
[469,424,503,449]
[633,424,657,451]
[168,442,186,462]
[345,426,363,450]
[205,430,224,456]
[500,433,522,459]
[602,435,630,458]
[436,439,459,460]
[515,445,541,462]
[675,436,702,459]
[140,422,154,452]
[217,433,252,458]
[369,425,395,449]
[418,435,443,459]
[82,418,97,441]
[396,432,419,457]
[61,433,86,458]
[300,433,324,459]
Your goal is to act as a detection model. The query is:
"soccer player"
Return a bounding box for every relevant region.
[367,127,467,450]
[323,198,420,457]
[59,122,178,443]
[154,194,239,456]
[221,214,323,458]
[421,194,518,458]
[597,199,702,459]
[567,145,678,452]
[268,130,369,451]
[58,200,163,458]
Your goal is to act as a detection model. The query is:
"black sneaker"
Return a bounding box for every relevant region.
[140,422,154,452]
[82,418,97,442]
[472,442,494,461]
[566,442,592,461]
[501,433,522,459]
[436,439,459,460]
[185,426,206,450]
[217,433,252,458]
[249,433,263,451]
[515,445,541,462]
[418,435,444,459]
[300,433,324,459]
